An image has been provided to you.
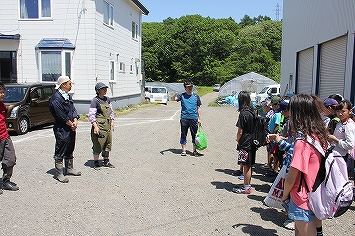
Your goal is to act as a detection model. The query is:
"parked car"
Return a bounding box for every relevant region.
[145,86,168,105]
[4,83,55,134]
[255,84,280,104]
[213,84,221,92]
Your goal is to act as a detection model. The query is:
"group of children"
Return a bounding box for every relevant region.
[234,91,355,235]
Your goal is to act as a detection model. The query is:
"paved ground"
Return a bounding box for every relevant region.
[1,92,354,236]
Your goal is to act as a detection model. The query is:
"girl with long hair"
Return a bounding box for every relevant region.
[281,94,328,236]
[233,91,256,194]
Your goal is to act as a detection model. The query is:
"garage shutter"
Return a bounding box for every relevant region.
[297,47,314,94]
[318,35,347,100]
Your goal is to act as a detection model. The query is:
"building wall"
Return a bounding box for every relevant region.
[0,0,146,114]
[281,0,355,100]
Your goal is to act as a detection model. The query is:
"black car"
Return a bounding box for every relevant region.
[4,83,55,134]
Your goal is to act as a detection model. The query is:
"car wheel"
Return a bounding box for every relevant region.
[17,116,29,135]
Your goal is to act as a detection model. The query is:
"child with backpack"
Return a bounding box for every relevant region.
[281,94,328,236]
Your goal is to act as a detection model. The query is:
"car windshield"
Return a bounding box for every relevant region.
[259,87,269,93]
[151,87,166,93]
[3,87,28,103]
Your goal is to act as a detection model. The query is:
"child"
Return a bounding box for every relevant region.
[0,82,19,193]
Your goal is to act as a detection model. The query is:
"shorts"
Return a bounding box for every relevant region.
[288,197,315,222]
[237,148,256,166]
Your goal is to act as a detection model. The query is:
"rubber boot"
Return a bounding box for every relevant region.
[65,159,82,176]
[55,162,69,183]
[103,158,115,168]
[2,164,19,191]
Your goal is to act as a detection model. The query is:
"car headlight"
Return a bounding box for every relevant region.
[10,106,19,118]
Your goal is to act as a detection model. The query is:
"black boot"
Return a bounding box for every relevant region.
[55,161,69,183]
[103,158,115,168]
[2,164,19,191]
[65,159,82,176]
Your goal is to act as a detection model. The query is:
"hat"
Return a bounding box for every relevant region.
[280,99,290,111]
[55,76,70,89]
[95,82,108,92]
[271,96,281,105]
[261,100,271,107]
[183,80,193,87]
[323,98,338,107]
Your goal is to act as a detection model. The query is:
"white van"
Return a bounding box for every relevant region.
[256,84,280,104]
[145,86,168,105]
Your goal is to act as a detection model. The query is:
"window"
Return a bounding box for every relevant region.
[119,62,125,72]
[103,1,113,26]
[109,60,116,81]
[20,0,51,19]
[132,21,138,39]
[39,51,72,82]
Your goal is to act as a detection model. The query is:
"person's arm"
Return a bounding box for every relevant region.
[197,106,201,123]
[281,166,299,201]
[236,127,243,149]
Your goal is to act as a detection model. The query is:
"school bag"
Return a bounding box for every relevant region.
[247,110,269,148]
[299,136,354,220]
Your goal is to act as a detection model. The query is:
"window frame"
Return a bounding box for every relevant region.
[131,21,138,39]
[103,0,114,27]
[109,60,116,82]
[38,50,73,82]
[19,0,52,20]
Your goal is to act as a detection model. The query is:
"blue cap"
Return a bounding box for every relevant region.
[280,99,290,110]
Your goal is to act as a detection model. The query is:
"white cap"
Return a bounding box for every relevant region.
[56,76,70,89]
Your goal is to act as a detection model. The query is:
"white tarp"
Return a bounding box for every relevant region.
[218,72,278,97]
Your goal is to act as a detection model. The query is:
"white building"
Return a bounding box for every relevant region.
[281,0,355,101]
[0,0,149,113]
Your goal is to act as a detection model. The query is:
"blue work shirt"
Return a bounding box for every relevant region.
[177,93,201,119]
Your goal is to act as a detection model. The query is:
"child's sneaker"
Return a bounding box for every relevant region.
[232,186,252,194]
[260,164,271,170]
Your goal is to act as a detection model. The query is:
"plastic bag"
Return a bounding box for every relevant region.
[263,165,287,209]
[195,124,207,150]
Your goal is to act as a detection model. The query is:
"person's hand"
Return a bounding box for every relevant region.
[93,126,99,135]
[281,195,289,202]
[267,133,280,143]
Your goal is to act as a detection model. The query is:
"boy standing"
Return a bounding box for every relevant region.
[0,82,19,193]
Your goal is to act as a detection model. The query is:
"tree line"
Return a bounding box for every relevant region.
[142,14,282,86]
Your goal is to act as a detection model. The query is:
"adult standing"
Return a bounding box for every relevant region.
[172,80,203,157]
[232,91,255,194]
[49,76,81,183]
[88,82,115,169]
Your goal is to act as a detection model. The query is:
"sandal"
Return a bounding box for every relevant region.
[181,151,187,156]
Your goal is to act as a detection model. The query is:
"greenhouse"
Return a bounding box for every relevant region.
[218,72,278,97]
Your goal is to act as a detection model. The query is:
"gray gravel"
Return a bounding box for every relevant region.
[2,92,354,236]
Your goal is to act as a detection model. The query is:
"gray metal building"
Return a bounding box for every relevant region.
[280,0,355,101]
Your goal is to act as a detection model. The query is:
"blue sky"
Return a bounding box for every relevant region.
[141,0,283,23]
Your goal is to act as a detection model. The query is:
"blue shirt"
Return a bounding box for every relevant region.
[177,93,201,119]
[268,112,282,133]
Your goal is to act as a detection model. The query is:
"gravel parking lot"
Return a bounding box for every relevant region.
[2,92,354,236]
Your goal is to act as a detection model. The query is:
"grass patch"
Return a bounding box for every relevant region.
[80,101,158,122]
[195,86,213,97]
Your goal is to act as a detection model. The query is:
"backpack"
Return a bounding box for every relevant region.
[247,110,270,148]
[299,136,354,220]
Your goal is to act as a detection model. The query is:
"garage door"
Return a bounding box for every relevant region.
[318,35,347,100]
[297,47,314,95]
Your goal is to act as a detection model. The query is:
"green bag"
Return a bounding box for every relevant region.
[195,124,207,150]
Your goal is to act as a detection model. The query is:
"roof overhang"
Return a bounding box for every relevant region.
[0,34,20,40]
[35,38,75,50]
[131,0,149,15]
